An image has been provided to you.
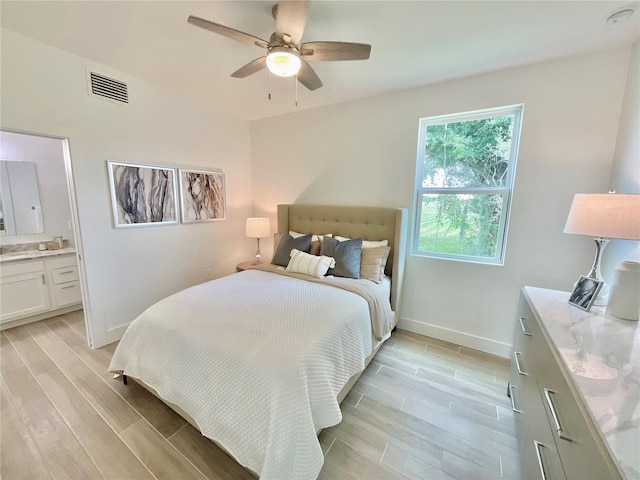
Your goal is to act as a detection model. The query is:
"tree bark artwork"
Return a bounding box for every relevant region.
[179,170,226,222]
[109,162,177,226]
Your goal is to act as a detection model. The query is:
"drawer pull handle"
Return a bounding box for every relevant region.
[58,270,74,275]
[61,285,76,290]
[543,388,572,442]
[42,274,45,285]
[514,351,527,376]
[534,441,548,480]
[519,316,532,336]
[509,384,523,414]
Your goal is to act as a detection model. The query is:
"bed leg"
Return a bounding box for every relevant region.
[122,374,128,385]
[392,326,397,333]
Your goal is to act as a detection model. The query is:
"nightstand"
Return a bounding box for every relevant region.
[236,260,257,272]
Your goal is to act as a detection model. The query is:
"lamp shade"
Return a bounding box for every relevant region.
[563,194,640,240]
[246,217,270,238]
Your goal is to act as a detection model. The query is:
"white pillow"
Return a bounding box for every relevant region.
[290,231,332,243]
[334,235,389,249]
[286,249,336,278]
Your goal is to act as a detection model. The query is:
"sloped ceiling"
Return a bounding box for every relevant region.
[2,1,639,120]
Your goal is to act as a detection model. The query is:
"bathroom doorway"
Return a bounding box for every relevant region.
[0,129,90,342]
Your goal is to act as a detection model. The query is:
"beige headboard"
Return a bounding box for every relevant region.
[277,204,408,319]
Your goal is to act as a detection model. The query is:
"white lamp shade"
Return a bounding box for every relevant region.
[246,217,270,238]
[563,194,640,240]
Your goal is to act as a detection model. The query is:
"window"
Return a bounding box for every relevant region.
[412,105,523,265]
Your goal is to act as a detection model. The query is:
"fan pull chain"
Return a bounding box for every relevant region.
[268,70,272,101]
[295,74,298,107]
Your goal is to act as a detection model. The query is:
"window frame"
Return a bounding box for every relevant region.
[411,104,524,265]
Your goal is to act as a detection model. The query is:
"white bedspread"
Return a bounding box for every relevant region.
[109,269,383,479]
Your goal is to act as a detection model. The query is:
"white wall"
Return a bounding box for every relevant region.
[0,131,74,245]
[251,48,630,357]
[1,29,254,347]
[606,38,640,275]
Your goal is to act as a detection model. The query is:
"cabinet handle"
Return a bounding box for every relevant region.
[514,351,527,376]
[534,441,548,480]
[519,316,532,336]
[58,270,74,275]
[543,388,572,442]
[509,384,523,413]
[61,285,76,290]
[41,274,45,284]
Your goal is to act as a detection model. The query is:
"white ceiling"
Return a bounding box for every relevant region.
[2,1,639,121]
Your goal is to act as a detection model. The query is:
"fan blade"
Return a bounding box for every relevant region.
[231,56,267,78]
[300,41,371,61]
[297,58,322,91]
[188,15,268,49]
[273,1,309,46]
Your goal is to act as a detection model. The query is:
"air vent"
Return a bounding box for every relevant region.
[88,71,128,104]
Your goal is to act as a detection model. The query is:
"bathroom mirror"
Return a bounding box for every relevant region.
[0,160,45,235]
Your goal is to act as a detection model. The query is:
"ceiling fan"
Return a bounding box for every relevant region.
[187,0,371,91]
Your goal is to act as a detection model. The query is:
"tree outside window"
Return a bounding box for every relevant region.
[412,105,523,265]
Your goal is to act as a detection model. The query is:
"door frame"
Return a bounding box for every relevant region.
[0,123,94,346]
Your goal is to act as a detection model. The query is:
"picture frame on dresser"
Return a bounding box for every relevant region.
[107,161,178,228]
[178,168,226,223]
[568,275,603,312]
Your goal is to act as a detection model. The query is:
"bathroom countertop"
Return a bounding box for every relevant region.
[0,247,77,263]
[524,286,639,479]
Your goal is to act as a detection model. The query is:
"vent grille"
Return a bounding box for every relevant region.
[89,72,128,104]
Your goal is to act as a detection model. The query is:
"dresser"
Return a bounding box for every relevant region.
[509,287,638,480]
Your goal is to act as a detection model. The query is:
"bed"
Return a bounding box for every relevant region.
[109,204,407,479]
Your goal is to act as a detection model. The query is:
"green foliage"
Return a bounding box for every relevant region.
[419,114,514,259]
[420,196,503,258]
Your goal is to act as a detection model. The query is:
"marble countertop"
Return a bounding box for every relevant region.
[524,286,639,480]
[0,247,77,263]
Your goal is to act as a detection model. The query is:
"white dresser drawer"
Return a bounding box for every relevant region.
[537,340,618,480]
[47,254,78,269]
[53,281,82,307]
[1,259,45,276]
[51,266,79,285]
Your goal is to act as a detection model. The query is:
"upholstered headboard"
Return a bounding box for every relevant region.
[277,204,408,318]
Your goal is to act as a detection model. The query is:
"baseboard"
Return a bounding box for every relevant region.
[397,316,512,359]
[0,304,83,331]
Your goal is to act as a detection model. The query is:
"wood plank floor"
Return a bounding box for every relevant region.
[0,311,520,480]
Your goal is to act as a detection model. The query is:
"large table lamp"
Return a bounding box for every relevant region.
[246,217,271,264]
[563,193,640,306]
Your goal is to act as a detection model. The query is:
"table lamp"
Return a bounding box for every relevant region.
[246,217,271,264]
[563,193,640,305]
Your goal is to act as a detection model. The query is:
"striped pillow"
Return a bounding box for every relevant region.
[286,249,336,278]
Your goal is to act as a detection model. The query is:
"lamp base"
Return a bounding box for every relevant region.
[587,237,610,306]
[254,238,262,265]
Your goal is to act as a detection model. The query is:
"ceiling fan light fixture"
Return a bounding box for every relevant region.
[266,47,301,77]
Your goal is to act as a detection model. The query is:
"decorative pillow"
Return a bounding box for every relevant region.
[320,236,363,279]
[360,246,391,284]
[272,233,312,267]
[286,249,336,278]
[289,231,331,255]
[334,235,389,249]
[289,231,332,242]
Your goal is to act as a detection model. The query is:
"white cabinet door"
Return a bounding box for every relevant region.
[0,271,51,323]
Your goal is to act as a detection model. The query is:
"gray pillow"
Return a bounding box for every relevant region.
[320,236,363,279]
[272,233,312,267]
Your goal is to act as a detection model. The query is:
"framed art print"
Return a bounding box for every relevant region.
[568,275,604,312]
[179,168,227,223]
[107,161,177,228]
